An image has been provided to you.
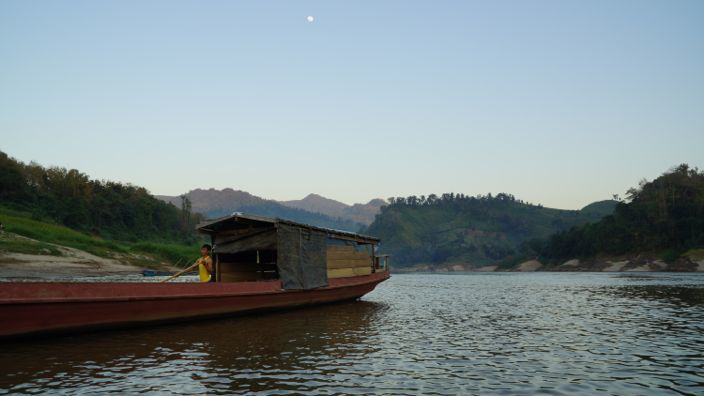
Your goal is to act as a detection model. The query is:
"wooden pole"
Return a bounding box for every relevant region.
[160,261,200,283]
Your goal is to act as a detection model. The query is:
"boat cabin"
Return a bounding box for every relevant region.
[196,213,386,290]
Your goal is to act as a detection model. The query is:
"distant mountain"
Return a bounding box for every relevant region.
[365,193,618,268]
[156,189,367,232]
[157,188,265,216]
[281,194,348,217]
[280,193,385,225]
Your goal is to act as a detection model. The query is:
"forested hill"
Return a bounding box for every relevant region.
[535,164,704,262]
[365,193,616,268]
[0,151,199,242]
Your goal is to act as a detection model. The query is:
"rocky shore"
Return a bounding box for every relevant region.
[391,250,704,273]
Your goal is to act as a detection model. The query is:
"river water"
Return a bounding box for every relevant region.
[1,273,703,395]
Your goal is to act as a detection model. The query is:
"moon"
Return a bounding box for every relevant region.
[306,15,315,23]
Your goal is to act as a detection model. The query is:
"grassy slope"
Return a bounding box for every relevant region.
[0,232,63,256]
[0,207,200,268]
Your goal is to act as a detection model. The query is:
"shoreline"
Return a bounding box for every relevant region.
[0,245,179,281]
[391,251,704,274]
[3,247,703,279]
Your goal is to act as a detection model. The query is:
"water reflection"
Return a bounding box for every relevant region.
[1,273,704,395]
[1,301,388,395]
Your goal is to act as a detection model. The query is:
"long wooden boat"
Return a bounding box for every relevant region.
[0,272,388,339]
[0,214,390,339]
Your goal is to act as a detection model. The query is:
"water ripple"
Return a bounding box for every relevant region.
[1,273,704,395]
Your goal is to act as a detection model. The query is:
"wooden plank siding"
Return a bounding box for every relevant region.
[327,258,372,268]
[326,244,373,278]
[327,267,373,278]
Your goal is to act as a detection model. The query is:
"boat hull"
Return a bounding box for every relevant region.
[0,271,389,339]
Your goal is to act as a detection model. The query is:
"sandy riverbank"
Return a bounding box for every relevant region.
[0,243,179,280]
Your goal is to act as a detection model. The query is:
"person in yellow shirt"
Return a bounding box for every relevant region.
[196,244,214,282]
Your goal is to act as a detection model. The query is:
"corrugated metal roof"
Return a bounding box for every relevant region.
[196,213,380,243]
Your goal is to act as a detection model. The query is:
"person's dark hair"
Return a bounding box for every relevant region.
[201,244,212,251]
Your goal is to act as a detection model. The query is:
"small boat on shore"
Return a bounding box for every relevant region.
[141,269,174,277]
[0,214,390,339]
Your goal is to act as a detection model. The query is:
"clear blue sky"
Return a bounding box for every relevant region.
[1,1,702,209]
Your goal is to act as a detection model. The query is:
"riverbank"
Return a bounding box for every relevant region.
[0,207,200,272]
[0,232,179,280]
[4,231,703,278]
[391,250,704,273]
